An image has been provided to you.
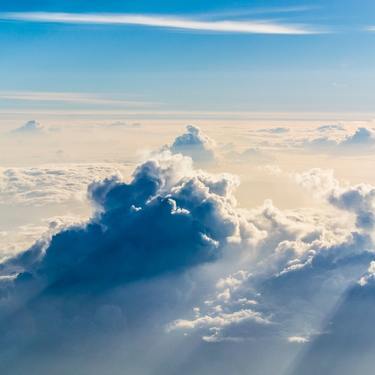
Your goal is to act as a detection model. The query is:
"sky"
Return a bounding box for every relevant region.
[0,0,375,116]
[1,2,375,375]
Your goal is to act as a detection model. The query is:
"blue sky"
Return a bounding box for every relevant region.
[0,0,374,113]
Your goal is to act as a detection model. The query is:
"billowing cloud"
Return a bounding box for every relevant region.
[170,169,375,344]
[0,151,272,373]
[170,125,216,163]
[296,168,375,229]
[3,153,251,290]
[1,140,375,373]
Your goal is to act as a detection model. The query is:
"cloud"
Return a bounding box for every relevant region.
[226,147,275,164]
[296,168,375,230]
[317,124,345,132]
[11,120,44,134]
[1,141,375,372]
[0,152,273,374]
[170,171,375,343]
[0,164,122,206]
[0,12,321,35]
[340,127,375,147]
[257,127,290,134]
[288,336,309,344]
[0,91,153,108]
[304,127,375,153]
[170,125,216,163]
[289,262,375,375]
[1,151,259,294]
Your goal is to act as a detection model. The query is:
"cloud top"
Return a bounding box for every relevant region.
[170,125,216,163]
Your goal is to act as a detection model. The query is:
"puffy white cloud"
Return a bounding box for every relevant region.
[296,168,375,230]
[170,170,375,343]
[170,125,216,163]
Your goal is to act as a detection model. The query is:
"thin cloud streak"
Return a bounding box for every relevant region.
[0,12,321,35]
[202,5,317,20]
[0,91,158,108]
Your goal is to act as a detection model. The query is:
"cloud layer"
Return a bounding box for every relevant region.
[1,130,375,374]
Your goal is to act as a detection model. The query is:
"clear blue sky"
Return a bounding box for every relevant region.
[0,0,374,113]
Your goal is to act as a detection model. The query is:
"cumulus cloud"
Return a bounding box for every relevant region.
[296,168,375,230]
[340,127,375,147]
[0,151,280,374]
[304,127,375,153]
[11,120,44,134]
[170,173,375,344]
[3,153,251,291]
[1,142,375,373]
[170,125,216,163]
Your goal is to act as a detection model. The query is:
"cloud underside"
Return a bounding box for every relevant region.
[0,12,319,35]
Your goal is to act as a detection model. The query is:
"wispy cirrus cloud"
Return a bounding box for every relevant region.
[0,12,322,35]
[0,91,157,108]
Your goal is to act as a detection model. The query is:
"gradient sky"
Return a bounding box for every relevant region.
[0,0,375,114]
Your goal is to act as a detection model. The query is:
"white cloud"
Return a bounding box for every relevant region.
[0,91,153,108]
[288,336,309,344]
[296,168,375,230]
[303,127,375,153]
[0,164,122,206]
[170,125,216,163]
[0,12,321,35]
